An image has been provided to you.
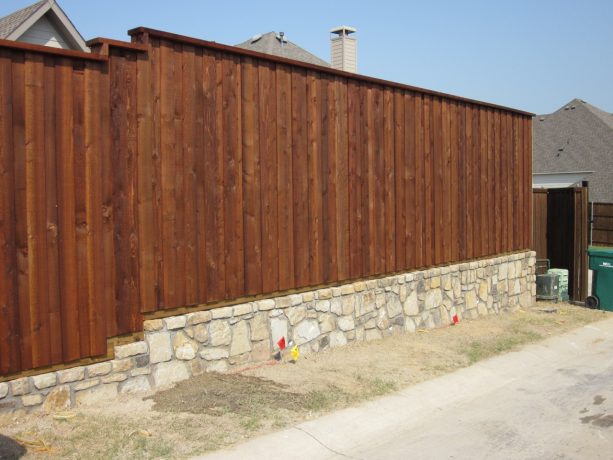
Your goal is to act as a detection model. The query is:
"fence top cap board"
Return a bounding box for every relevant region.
[127,26,534,118]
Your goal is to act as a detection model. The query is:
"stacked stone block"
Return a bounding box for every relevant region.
[0,251,536,412]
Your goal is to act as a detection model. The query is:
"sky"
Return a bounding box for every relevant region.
[2,0,612,115]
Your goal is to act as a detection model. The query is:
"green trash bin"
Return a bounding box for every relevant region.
[587,247,613,311]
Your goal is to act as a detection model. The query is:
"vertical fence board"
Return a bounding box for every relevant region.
[241,57,262,296]
[259,62,279,293]
[307,71,323,284]
[0,50,21,373]
[276,64,294,290]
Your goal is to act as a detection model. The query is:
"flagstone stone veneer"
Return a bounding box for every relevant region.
[0,251,535,413]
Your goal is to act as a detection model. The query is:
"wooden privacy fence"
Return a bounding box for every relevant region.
[592,203,613,246]
[0,28,533,376]
[532,187,588,302]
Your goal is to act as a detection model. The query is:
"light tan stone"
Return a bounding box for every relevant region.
[286,306,307,325]
[120,376,151,394]
[32,373,57,390]
[0,382,8,399]
[250,313,269,341]
[114,341,147,359]
[353,281,366,292]
[153,361,189,388]
[233,303,253,317]
[403,290,419,316]
[101,373,128,384]
[173,331,199,360]
[430,276,441,289]
[87,362,112,377]
[425,289,443,310]
[230,321,252,356]
[111,358,134,372]
[275,296,293,308]
[465,290,477,309]
[315,300,330,312]
[43,385,71,412]
[294,320,321,345]
[318,288,333,300]
[338,315,355,331]
[256,299,276,311]
[302,292,315,302]
[73,379,100,391]
[211,307,233,320]
[57,367,85,384]
[22,394,43,407]
[200,348,229,360]
[270,317,288,347]
[478,281,489,301]
[193,323,209,343]
[187,311,212,325]
[164,316,187,330]
[143,319,164,332]
[319,314,336,333]
[386,296,402,318]
[75,383,118,406]
[340,284,355,295]
[209,320,231,346]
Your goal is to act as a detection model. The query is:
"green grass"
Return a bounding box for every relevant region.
[464,329,543,364]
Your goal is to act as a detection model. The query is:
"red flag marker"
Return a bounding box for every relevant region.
[452,314,459,325]
[277,336,286,350]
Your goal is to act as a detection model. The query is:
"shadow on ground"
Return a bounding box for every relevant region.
[0,434,26,460]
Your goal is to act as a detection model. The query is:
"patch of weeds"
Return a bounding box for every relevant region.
[239,415,262,431]
[304,390,344,412]
[464,329,543,364]
[368,378,397,396]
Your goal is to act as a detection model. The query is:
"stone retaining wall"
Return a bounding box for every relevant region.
[0,251,536,413]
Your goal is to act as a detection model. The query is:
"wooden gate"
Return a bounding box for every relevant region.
[532,187,588,302]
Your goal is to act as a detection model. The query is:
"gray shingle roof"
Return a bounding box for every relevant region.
[235,32,330,68]
[0,0,46,39]
[533,98,613,203]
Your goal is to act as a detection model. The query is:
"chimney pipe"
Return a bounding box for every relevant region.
[330,26,357,73]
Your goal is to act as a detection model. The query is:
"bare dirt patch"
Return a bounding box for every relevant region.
[1,302,608,459]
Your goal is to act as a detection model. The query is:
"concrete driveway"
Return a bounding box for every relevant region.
[197,316,613,460]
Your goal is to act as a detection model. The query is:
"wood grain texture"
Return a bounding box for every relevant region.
[0,40,533,375]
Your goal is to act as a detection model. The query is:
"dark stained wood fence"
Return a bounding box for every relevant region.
[532,187,588,302]
[0,29,533,376]
[592,203,613,246]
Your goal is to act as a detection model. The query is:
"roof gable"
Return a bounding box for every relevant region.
[0,0,88,52]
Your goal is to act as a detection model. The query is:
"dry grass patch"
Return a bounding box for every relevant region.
[0,302,608,459]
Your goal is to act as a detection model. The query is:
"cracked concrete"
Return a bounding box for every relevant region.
[195,316,613,459]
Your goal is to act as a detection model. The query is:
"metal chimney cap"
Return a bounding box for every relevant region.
[330,25,357,35]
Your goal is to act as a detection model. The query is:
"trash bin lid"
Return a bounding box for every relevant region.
[588,247,613,257]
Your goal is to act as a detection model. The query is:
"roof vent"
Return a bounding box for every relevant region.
[571,105,576,109]
[564,106,570,110]
[250,34,262,43]
[275,32,287,43]
[539,117,545,121]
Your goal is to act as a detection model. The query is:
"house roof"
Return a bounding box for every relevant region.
[235,31,329,68]
[533,98,613,203]
[0,0,88,52]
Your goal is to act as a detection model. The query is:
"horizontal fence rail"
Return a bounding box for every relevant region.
[592,203,613,247]
[0,30,533,376]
